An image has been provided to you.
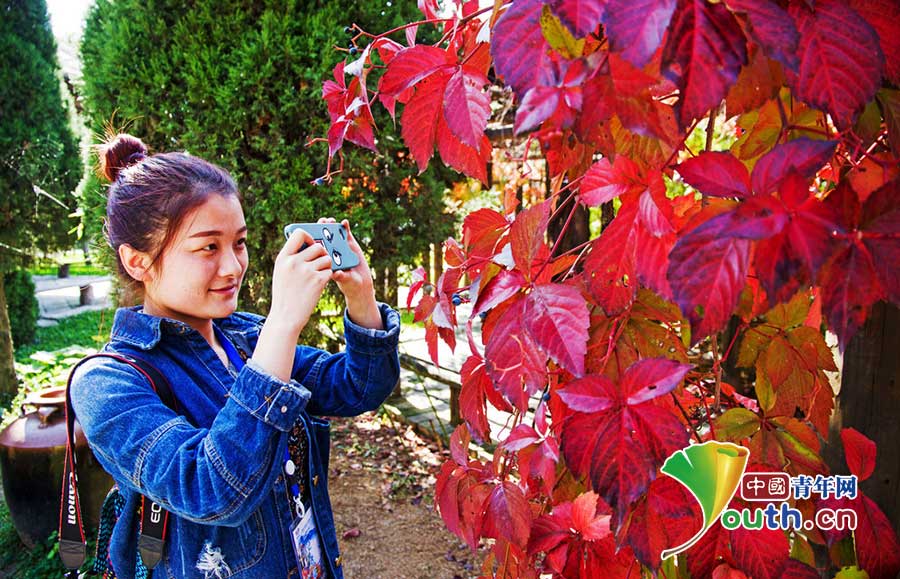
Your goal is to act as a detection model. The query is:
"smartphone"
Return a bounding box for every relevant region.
[283,223,360,271]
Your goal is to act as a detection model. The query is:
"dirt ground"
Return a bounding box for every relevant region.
[327,412,483,579]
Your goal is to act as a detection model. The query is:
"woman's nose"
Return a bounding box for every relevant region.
[219,248,244,277]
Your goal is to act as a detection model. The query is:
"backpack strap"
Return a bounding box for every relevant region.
[59,353,181,572]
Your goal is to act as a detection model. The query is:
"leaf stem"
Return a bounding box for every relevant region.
[663,118,701,169]
[535,191,581,280]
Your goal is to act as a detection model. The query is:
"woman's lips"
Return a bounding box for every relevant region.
[210,285,237,295]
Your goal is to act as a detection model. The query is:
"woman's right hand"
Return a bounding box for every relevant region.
[270,228,334,334]
[251,229,333,382]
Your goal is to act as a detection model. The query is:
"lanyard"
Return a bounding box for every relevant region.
[213,325,245,372]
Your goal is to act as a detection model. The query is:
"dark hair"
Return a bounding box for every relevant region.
[97,133,240,300]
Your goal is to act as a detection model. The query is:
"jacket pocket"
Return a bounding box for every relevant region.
[163,508,267,578]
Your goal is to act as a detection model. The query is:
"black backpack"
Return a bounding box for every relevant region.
[59,353,181,578]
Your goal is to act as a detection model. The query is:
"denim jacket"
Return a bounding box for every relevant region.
[70,303,401,579]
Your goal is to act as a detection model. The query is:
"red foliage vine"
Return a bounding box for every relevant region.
[317,1,900,577]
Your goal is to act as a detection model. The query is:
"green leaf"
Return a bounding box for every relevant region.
[715,408,760,441]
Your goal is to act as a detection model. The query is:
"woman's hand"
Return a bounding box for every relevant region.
[319,218,383,330]
[252,228,333,381]
[270,227,334,334]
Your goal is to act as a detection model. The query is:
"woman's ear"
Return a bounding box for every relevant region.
[118,244,154,282]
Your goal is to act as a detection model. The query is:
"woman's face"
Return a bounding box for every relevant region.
[142,193,248,328]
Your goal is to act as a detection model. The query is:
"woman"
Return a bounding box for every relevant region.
[70,133,400,578]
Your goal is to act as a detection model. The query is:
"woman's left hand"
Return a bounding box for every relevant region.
[319,218,383,330]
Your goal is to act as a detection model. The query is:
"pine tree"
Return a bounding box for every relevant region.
[0,0,82,396]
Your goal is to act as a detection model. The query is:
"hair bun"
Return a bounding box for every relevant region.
[97,133,148,182]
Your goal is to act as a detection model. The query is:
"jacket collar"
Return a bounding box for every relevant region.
[110,306,264,350]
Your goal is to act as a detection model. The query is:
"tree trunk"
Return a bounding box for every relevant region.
[0,275,20,398]
[379,265,398,309]
[432,243,443,283]
[828,301,900,536]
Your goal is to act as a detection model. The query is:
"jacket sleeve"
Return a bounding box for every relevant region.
[70,356,310,527]
[291,302,401,417]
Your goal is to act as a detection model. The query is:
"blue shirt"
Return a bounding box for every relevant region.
[70,303,401,579]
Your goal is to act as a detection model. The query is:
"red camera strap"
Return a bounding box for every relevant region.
[59,353,181,572]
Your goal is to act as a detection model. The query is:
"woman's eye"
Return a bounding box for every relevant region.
[237,237,247,247]
[202,244,217,252]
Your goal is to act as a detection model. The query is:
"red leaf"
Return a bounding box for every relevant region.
[483,482,533,550]
[491,0,549,95]
[840,427,877,482]
[855,495,900,579]
[819,178,900,347]
[559,359,691,520]
[463,207,508,260]
[442,66,491,149]
[724,0,800,71]
[322,64,377,156]
[753,174,840,304]
[677,151,752,198]
[634,220,676,300]
[580,155,645,206]
[860,176,900,303]
[472,269,525,318]
[730,525,789,579]
[417,0,440,19]
[502,424,542,452]
[687,521,735,579]
[503,424,561,495]
[605,0,678,68]
[750,137,837,196]
[436,125,491,183]
[450,424,471,466]
[460,353,512,443]
[787,0,885,130]
[620,357,692,405]
[662,0,748,128]
[851,0,900,85]
[400,74,446,172]
[637,180,676,237]
[524,284,590,377]
[780,560,821,579]
[546,0,606,38]
[584,202,639,314]
[457,476,492,550]
[414,293,437,323]
[436,462,465,539]
[819,494,900,579]
[609,54,679,141]
[484,298,548,411]
[623,476,702,569]
[516,88,560,136]
[668,211,752,342]
[529,492,639,579]
[516,85,578,134]
[510,201,550,277]
[379,45,453,96]
[712,565,749,579]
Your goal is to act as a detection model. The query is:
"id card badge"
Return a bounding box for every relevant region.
[290,504,326,578]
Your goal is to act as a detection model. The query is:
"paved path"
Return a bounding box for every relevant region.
[33,274,112,326]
